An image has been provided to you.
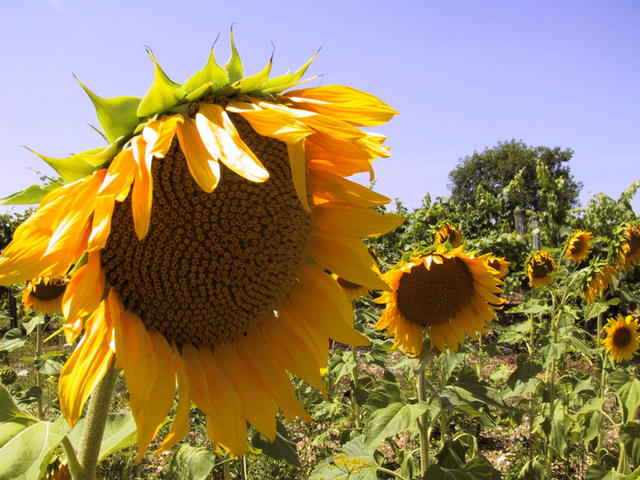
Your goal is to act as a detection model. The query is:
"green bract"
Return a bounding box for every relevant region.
[2,31,317,206]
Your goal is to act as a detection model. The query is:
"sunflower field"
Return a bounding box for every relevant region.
[0,40,639,480]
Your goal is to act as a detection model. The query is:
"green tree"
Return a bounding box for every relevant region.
[448,140,581,213]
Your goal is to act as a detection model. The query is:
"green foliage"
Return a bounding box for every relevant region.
[448,140,581,214]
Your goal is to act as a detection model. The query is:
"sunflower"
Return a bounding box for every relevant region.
[601,314,640,363]
[526,251,556,288]
[331,247,381,301]
[585,264,617,305]
[486,255,509,279]
[434,223,463,248]
[565,230,593,264]
[0,41,403,458]
[374,247,504,354]
[615,224,640,272]
[22,276,69,315]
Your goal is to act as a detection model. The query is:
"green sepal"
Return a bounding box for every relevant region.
[182,49,229,94]
[26,147,98,183]
[235,55,273,93]
[0,181,61,206]
[260,50,319,93]
[137,50,186,118]
[74,75,141,143]
[224,28,243,83]
[185,81,214,103]
[69,142,120,168]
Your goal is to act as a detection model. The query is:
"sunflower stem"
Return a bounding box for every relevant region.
[595,312,606,464]
[350,346,362,429]
[74,365,118,480]
[417,366,430,475]
[35,319,44,420]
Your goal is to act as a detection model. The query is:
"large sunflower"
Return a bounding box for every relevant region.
[374,247,504,354]
[22,276,69,315]
[434,223,463,248]
[585,264,617,305]
[526,251,556,288]
[601,314,640,363]
[0,42,403,458]
[615,224,640,272]
[565,230,593,264]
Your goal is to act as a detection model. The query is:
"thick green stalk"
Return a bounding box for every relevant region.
[350,346,362,429]
[74,366,119,480]
[545,307,560,480]
[596,312,606,464]
[35,321,43,419]
[417,369,430,476]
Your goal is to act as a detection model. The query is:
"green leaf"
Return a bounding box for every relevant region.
[26,148,97,183]
[364,401,428,448]
[182,49,229,94]
[310,436,378,480]
[224,28,243,83]
[0,329,26,353]
[549,416,567,457]
[0,417,68,480]
[518,458,545,480]
[137,51,186,118]
[0,181,60,205]
[436,439,468,469]
[166,443,216,480]
[621,421,640,466]
[424,464,473,480]
[65,143,119,168]
[0,385,37,449]
[75,76,141,143]
[507,356,542,392]
[261,50,318,93]
[67,412,138,461]
[610,369,640,423]
[22,315,45,336]
[251,420,300,467]
[586,465,626,480]
[463,455,502,480]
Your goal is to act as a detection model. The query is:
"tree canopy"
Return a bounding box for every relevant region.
[448,140,582,213]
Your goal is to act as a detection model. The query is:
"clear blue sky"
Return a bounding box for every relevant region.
[1,0,638,213]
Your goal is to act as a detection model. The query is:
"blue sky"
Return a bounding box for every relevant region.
[1,0,638,213]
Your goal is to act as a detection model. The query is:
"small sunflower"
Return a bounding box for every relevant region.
[615,224,640,272]
[22,276,69,315]
[526,251,556,288]
[374,247,504,354]
[0,40,403,458]
[434,223,463,248]
[486,255,509,279]
[601,314,640,363]
[585,264,617,305]
[565,230,593,264]
[331,247,381,301]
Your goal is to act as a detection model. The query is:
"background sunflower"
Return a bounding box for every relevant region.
[526,250,556,288]
[601,314,640,362]
[374,247,504,354]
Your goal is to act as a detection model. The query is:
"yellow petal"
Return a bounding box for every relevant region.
[226,100,313,143]
[87,195,115,251]
[313,203,404,238]
[143,114,184,158]
[58,300,114,426]
[199,347,247,456]
[176,119,220,193]
[310,170,391,207]
[308,232,388,290]
[131,137,153,240]
[156,350,191,452]
[288,140,310,212]
[98,149,136,201]
[62,251,105,325]
[196,104,269,183]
